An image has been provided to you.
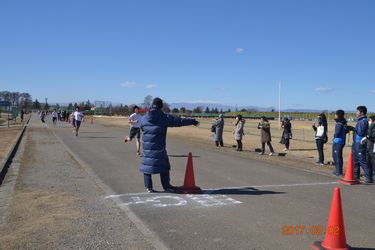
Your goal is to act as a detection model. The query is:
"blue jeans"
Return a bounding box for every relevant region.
[352,142,373,181]
[316,139,325,163]
[332,143,344,174]
[144,172,171,190]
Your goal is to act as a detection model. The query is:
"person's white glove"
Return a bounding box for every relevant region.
[360,137,367,145]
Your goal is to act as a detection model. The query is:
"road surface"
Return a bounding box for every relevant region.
[49,116,375,249]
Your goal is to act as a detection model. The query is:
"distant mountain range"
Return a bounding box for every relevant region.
[51,101,358,113]
[169,102,327,113]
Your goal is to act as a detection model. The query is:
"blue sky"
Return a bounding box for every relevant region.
[1,0,374,110]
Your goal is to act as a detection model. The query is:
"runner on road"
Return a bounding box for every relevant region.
[124,105,142,156]
[73,107,84,136]
[52,109,58,126]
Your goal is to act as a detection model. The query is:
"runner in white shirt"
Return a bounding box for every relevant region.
[73,107,84,136]
[124,106,142,156]
[52,109,58,125]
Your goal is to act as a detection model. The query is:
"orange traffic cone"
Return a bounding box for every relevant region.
[180,152,202,194]
[338,151,359,185]
[311,187,350,250]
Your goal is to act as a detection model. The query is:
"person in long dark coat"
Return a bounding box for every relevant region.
[258,116,274,156]
[139,98,199,193]
[213,114,225,147]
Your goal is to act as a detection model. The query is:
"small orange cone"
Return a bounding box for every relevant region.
[338,151,359,185]
[180,152,202,194]
[311,187,350,250]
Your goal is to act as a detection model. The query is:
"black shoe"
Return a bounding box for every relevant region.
[363,179,374,184]
[164,186,182,193]
[146,188,156,193]
[332,171,339,176]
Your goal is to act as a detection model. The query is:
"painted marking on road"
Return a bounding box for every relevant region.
[105,181,338,199]
[108,194,242,208]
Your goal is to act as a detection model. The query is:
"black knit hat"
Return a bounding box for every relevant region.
[152,97,163,110]
[335,109,345,118]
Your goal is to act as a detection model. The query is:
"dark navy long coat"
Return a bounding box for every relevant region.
[139,109,196,174]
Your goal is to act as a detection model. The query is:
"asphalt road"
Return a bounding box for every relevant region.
[50,117,375,250]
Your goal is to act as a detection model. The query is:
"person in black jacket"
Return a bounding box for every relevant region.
[362,115,375,179]
[281,118,292,151]
[312,113,328,165]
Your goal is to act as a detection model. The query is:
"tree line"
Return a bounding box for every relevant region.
[0,91,33,110]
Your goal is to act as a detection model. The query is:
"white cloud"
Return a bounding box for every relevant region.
[315,87,333,93]
[120,81,157,89]
[145,84,157,89]
[372,90,375,94]
[235,48,245,54]
[120,81,138,88]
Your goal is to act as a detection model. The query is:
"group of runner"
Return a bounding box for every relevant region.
[40,107,84,136]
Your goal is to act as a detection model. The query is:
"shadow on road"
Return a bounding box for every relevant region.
[79,131,105,134]
[206,187,285,195]
[79,136,119,139]
[289,148,316,151]
[168,155,201,158]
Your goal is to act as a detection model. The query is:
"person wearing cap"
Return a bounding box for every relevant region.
[139,97,199,193]
[332,110,348,176]
[213,114,225,147]
[233,115,245,151]
[124,105,142,156]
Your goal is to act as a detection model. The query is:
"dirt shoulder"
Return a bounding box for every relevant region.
[0,127,22,165]
[0,118,154,249]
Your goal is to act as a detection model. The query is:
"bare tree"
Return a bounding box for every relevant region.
[143,95,153,108]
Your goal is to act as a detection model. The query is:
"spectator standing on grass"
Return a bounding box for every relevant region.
[139,97,199,193]
[332,110,348,176]
[233,115,245,151]
[351,106,373,183]
[124,105,142,156]
[312,113,328,165]
[73,107,84,136]
[52,109,58,125]
[213,114,225,147]
[258,116,275,156]
[280,117,292,151]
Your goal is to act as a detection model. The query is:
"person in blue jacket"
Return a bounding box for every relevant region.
[332,110,348,176]
[139,97,199,192]
[352,106,373,183]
